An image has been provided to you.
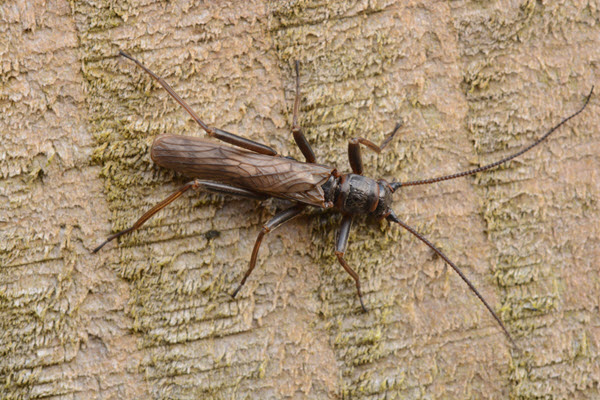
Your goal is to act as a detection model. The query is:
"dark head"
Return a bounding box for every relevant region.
[324,173,394,218]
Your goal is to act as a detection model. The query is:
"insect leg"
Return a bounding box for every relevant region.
[93,180,265,253]
[335,215,368,312]
[119,51,277,155]
[197,181,268,200]
[291,61,316,163]
[232,204,306,297]
[347,122,404,175]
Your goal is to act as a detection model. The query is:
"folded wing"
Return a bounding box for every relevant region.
[151,135,333,207]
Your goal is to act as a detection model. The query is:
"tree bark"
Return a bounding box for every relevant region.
[1,0,599,398]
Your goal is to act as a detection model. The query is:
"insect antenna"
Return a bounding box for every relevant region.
[391,86,593,190]
[386,210,516,347]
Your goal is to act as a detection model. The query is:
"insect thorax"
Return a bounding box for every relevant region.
[324,173,392,217]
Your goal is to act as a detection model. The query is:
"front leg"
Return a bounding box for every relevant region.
[347,122,404,175]
[335,214,367,312]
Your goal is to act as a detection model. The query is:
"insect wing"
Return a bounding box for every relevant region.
[151,135,333,206]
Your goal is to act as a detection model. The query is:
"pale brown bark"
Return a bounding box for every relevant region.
[1,0,599,399]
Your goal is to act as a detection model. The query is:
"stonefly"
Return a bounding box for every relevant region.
[94,51,593,346]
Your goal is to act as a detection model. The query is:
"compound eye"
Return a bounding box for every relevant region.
[373,181,393,217]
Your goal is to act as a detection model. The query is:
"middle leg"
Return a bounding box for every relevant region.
[232,204,306,297]
[291,61,317,163]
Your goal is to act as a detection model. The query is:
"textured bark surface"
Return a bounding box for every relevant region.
[1,0,599,399]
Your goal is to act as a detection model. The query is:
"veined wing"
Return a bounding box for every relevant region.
[150,135,333,207]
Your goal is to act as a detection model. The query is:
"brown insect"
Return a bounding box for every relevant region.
[94,51,593,345]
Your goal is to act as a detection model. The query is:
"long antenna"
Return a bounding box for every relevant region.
[386,211,516,346]
[393,87,593,189]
